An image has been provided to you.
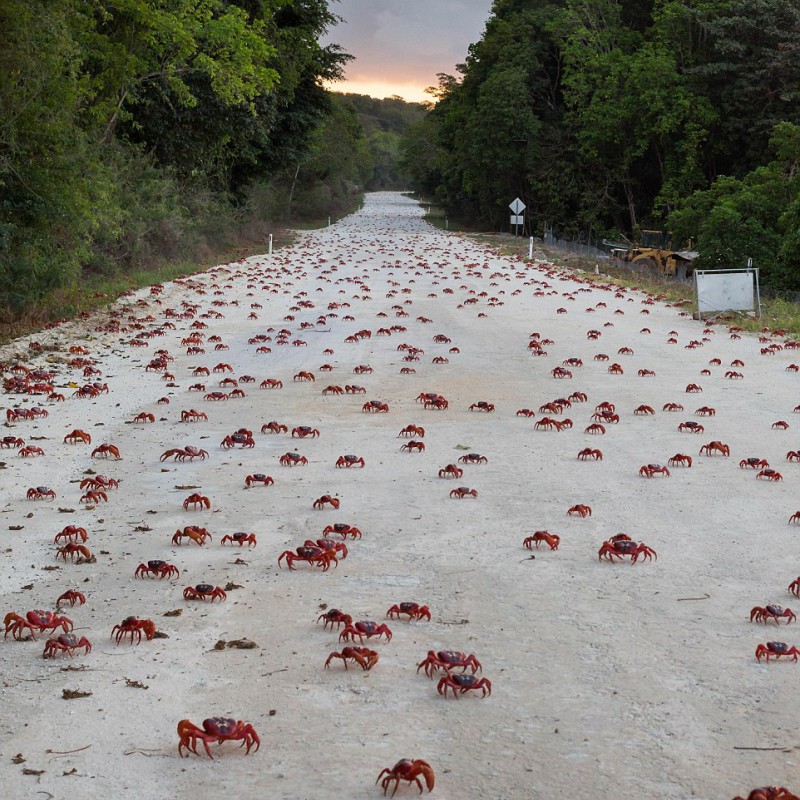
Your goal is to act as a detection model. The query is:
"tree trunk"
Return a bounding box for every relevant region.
[287,163,301,213]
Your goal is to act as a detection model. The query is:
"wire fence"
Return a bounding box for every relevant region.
[542,228,611,261]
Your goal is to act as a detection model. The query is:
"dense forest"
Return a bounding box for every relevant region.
[0,1,419,318]
[400,0,800,290]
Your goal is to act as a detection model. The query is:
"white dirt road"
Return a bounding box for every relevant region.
[1,192,799,800]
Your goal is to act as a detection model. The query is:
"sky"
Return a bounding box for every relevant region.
[322,0,494,103]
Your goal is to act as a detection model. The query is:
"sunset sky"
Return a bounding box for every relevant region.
[323,0,493,102]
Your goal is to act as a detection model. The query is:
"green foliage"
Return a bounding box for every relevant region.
[0,0,356,314]
[401,0,800,288]
[337,94,427,190]
[668,122,800,289]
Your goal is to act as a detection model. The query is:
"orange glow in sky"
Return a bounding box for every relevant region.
[320,1,492,104]
[324,78,432,104]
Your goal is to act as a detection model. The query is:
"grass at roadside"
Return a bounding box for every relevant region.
[0,228,302,345]
[466,232,800,337]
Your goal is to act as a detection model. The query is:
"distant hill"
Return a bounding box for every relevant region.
[336,93,428,190]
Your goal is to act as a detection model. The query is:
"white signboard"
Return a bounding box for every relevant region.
[694,269,760,316]
[509,198,526,214]
[510,215,524,226]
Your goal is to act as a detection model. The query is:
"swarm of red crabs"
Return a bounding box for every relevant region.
[6,195,800,798]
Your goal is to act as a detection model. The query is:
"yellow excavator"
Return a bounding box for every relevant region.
[609,230,698,280]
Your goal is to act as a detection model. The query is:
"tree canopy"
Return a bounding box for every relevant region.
[0,0,362,312]
[401,0,800,289]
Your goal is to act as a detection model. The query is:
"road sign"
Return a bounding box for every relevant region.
[510,215,524,226]
[509,198,526,214]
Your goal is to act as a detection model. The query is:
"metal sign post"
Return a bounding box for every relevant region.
[509,197,526,237]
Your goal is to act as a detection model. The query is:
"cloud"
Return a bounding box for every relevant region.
[324,0,492,98]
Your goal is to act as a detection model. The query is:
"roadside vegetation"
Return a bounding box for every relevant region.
[0,1,420,339]
[400,0,800,294]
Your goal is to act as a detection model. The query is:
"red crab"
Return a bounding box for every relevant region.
[304,538,348,558]
[567,504,592,517]
[678,421,704,433]
[177,718,260,759]
[639,464,670,478]
[221,532,257,547]
[400,441,425,453]
[18,445,45,457]
[417,650,482,677]
[181,409,208,423]
[135,560,180,580]
[111,616,156,644]
[437,672,492,698]
[27,486,56,500]
[325,646,379,671]
[313,495,340,510]
[317,609,353,629]
[750,605,796,624]
[363,400,389,413]
[598,536,657,563]
[398,425,425,437]
[387,602,431,621]
[280,451,308,467]
[336,454,365,468]
[80,490,108,504]
[577,448,603,461]
[438,463,463,479]
[0,436,24,449]
[458,453,487,464]
[80,475,119,491]
[322,385,344,395]
[54,525,88,543]
[160,445,208,462]
[523,531,560,550]
[469,401,495,412]
[663,403,684,412]
[183,584,227,602]
[245,473,274,488]
[318,525,360,543]
[56,589,86,607]
[291,426,320,438]
[633,405,655,415]
[91,443,121,459]
[183,493,210,510]
[757,469,783,481]
[339,620,392,643]
[450,486,477,499]
[740,458,769,470]
[43,633,92,658]
[221,431,255,449]
[377,759,434,797]
[278,546,338,570]
[668,453,692,468]
[261,421,287,434]
[732,789,799,800]
[700,441,730,457]
[56,543,93,562]
[4,610,73,640]
[755,641,800,662]
[172,525,212,546]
